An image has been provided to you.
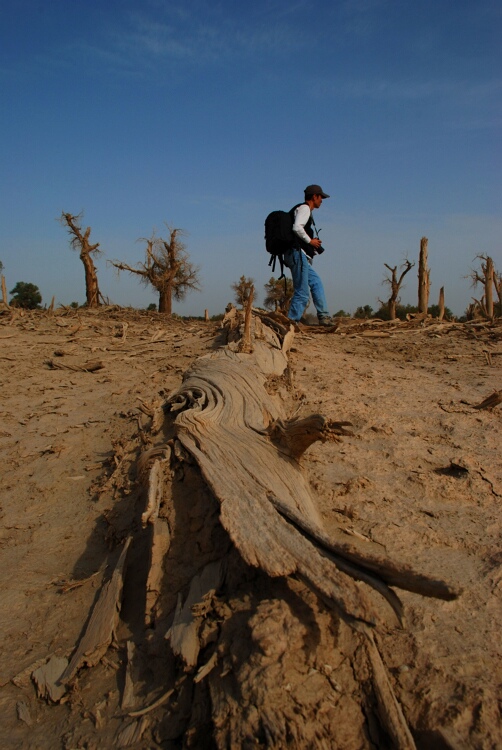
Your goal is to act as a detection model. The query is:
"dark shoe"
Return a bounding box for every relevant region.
[318,317,333,327]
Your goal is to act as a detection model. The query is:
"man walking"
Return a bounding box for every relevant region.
[284,184,332,326]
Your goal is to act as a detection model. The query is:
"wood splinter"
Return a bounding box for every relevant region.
[59,536,131,684]
[45,359,104,373]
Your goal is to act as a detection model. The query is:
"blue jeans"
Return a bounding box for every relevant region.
[283,249,330,321]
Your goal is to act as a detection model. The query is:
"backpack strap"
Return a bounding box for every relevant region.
[310,214,319,238]
[268,251,286,281]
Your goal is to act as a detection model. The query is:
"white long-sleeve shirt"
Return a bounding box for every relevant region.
[292,203,317,261]
[292,203,312,245]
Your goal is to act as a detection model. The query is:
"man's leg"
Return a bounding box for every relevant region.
[308,266,330,321]
[285,250,310,321]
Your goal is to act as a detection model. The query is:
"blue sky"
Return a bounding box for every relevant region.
[1,0,500,316]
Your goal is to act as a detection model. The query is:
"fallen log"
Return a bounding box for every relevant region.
[59,305,461,748]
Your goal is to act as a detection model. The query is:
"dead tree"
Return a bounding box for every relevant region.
[54,308,460,749]
[111,226,200,315]
[417,237,430,314]
[469,255,495,319]
[381,260,415,320]
[61,212,103,308]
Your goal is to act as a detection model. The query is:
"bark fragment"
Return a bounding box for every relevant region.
[60,537,131,683]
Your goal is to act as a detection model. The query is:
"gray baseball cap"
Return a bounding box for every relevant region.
[304,184,330,198]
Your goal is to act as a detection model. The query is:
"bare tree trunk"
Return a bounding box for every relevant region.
[1,276,8,307]
[158,285,173,315]
[485,256,494,318]
[205,309,209,322]
[418,237,430,314]
[83,254,101,307]
[389,297,397,320]
[438,286,445,321]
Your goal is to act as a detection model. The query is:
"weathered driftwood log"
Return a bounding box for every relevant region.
[60,308,461,748]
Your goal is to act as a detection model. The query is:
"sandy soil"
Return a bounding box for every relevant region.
[0,307,500,749]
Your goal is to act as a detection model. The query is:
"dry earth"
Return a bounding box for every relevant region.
[0,307,501,749]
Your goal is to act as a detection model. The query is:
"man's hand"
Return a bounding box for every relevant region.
[310,238,322,249]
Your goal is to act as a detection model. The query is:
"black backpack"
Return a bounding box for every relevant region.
[264,204,317,277]
[264,208,296,277]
